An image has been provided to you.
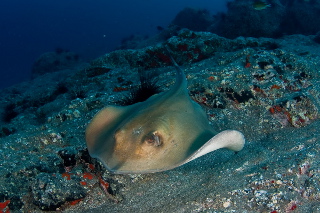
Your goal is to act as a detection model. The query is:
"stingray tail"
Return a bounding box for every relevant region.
[164,45,187,90]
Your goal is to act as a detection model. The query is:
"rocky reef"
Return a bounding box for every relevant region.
[165,0,320,39]
[31,48,82,78]
[0,28,320,212]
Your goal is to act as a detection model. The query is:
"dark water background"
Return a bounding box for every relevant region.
[0,0,227,89]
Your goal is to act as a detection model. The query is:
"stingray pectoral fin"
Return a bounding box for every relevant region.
[209,130,245,152]
[184,130,245,164]
[86,106,127,156]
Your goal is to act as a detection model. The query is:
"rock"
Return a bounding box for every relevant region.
[210,0,320,38]
[32,172,87,210]
[171,7,214,32]
[32,50,80,78]
[210,0,285,38]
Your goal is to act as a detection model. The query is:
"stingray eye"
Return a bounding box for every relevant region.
[144,131,162,147]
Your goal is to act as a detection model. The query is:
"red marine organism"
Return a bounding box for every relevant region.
[244,55,251,68]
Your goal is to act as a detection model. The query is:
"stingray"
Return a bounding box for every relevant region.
[86,51,245,174]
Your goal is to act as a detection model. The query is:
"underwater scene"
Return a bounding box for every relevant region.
[0,0,320,212]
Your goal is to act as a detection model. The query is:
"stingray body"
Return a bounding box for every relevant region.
[86,54,245,174]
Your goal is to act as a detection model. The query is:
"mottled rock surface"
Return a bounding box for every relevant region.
[0,30,319,212]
